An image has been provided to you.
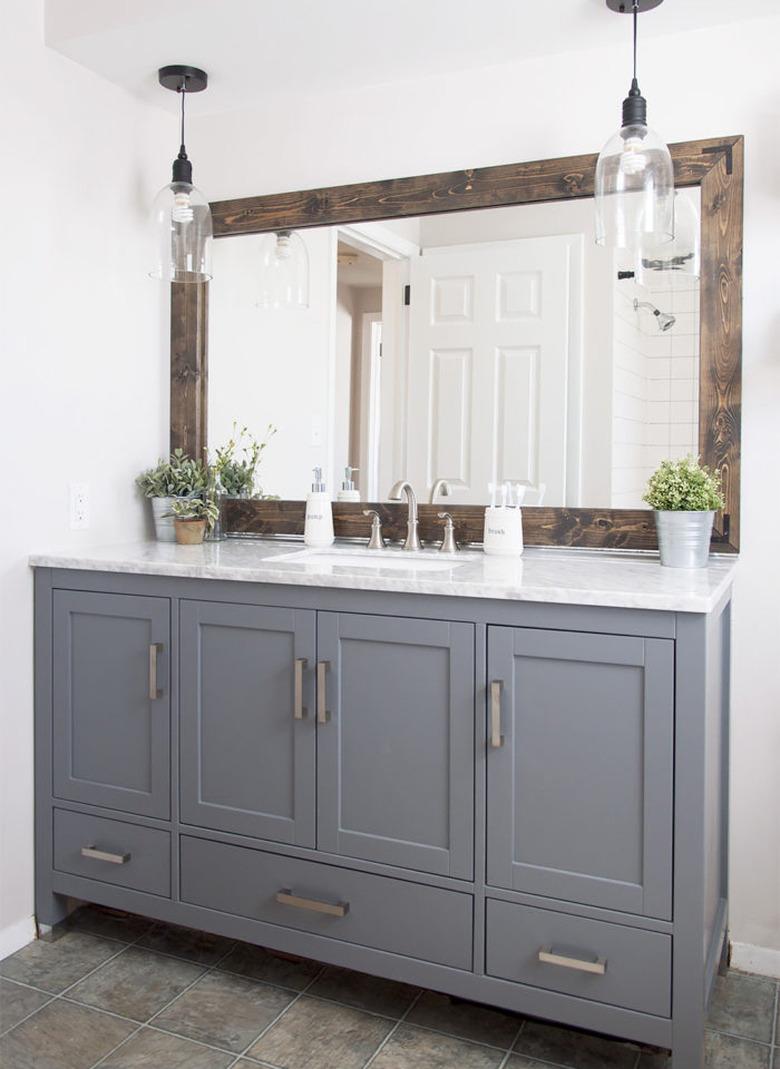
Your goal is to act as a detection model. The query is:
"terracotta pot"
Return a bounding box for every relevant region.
[174,518,207,545]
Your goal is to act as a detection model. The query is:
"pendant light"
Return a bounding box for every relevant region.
[150,65,212,283]
[257,230,310,310]
[594,0,674,250]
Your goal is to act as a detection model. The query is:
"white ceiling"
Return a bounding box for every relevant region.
[45,0,778,116]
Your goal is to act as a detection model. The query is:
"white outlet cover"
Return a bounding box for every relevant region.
[69,482,90,530]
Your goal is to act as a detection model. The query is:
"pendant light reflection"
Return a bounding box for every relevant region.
[594,1,674,250]
[150,65,213,284]
[257,230,310,310]
[636,190,700,287]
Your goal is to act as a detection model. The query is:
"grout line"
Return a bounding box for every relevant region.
[83,938,237,1069]
[361,987,424,1068]
[496,1017,525,1069]
[0,986,56,1040]
[223,963,327,1069]
[770,981,778,1051]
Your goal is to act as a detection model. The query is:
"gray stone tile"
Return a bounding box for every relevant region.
[407,990,521,1048]
[708,972,777,1043]
[371,1023,505,1069]
[513,1018,639,1068]
[154,969,294,1052]
[248,994,393,1069]
[100,1026,235,1068]
[637,1033,773,1068]
[67,946,205,1021]
[0,978,51,1032]
[0,998,135,1069]
[137,920,234,965]
[703,1031,771,1068]
[0,931,120,993]
[308,964,419,1017]
[506,1057,564,1069]
[63,904,153,943]
[218,942,322,990]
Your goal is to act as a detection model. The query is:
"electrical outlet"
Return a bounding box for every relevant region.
[69,483,90,530]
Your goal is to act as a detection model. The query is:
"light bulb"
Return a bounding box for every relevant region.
[275,232,293,260]
[620,136,648,175]
[172,190,194,223]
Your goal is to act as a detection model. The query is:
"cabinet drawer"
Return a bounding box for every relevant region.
[53,809,170,897]
[485,899,670,1017]
[181,835,472,970]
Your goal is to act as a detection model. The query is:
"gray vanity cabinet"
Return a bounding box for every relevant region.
[486,626,674,919]
[316,612,475,879]
[179,601,316,847]
[52,590,170,819]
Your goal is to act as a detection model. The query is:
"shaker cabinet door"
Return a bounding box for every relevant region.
[316,612,474,879]
[52,590,171,819]
[179,601,316,847]
[486,626,673,919]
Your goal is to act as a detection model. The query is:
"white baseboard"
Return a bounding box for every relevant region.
[730,941,780,979]
[0,916,37,961]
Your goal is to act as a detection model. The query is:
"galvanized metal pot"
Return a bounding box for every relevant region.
[151,497,179,542]
[654,510,714,568]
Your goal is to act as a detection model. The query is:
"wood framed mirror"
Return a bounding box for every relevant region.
[170,135,742,552]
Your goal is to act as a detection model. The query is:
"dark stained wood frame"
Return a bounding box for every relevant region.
[171,135,743,552]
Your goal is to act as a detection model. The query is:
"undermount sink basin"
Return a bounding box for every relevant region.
[267,546,467,573]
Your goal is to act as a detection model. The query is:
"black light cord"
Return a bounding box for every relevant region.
[633,0,639,82]
[178,78,187,158]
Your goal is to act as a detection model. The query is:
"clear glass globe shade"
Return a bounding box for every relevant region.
[636,189,700,288]
[257,230,309,309]
[150,181,213,283]
[594,123,674,249]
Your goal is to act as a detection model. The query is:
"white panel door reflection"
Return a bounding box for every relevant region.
[406,236,582,506]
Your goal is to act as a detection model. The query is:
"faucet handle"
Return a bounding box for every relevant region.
[437,512,458,554]
[363,509,385,550]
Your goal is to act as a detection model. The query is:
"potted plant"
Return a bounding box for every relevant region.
[643,455,725,568]
[213,423,276,499]
[169,496,220,545]
[136,449,208,542]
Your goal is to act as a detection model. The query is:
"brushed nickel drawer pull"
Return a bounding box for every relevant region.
[149,643,163,700]
[317,660,331,723]
[490,680,504,748]
[294,657,308,720]
[81,845,131,865]
[538,946,607,975]
[275,888,349,918]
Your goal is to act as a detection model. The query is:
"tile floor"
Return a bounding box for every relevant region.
[0,905,777,1069]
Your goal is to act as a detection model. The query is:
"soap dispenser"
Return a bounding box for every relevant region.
[337,466,360,502]
[304,467,334,547]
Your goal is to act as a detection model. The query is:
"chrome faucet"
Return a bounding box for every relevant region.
[429,478,451,504]
[388,480,421,551]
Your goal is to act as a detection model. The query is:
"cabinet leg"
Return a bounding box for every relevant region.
[671,1027,705,1069]
[35,891,73,929]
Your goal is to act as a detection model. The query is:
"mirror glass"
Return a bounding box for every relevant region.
[208,190,700,509]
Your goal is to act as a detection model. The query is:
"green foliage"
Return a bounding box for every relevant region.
[136,449,208,499]
[213,422,277,498]
[643,455,725,512]
[169,496,220,530]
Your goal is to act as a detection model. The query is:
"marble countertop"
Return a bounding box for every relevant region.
[29,539,738,613]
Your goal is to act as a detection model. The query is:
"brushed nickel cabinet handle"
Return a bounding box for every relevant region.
[81,845,131,865]
[490,680,504,748]
[294,657,308,720]
[149,643,163,700]
[275,888,349,918]
[538,946,607,975]
[317,660,331,723]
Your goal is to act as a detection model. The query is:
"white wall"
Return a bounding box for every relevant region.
[192,15,780,965]
[0,3,171,956]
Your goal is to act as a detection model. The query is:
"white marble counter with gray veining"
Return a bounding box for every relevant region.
[29,539,738,613]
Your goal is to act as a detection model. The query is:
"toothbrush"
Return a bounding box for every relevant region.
[514,483,527,508]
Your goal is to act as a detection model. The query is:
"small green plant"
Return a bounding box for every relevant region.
[643,455,725,512]
[169,496,220,530]
[213,423,276,498]
[136,449,208,499]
